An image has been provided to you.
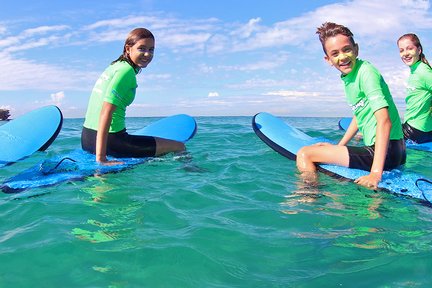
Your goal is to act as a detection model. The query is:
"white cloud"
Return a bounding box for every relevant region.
[50,91,65,106]
[205,0,432,53]
[198,64,214,74]
[219,54,289,71]
[0,35,20,48]
[83,15,219,52]
[307,0,432,43]
[130,103,152,108]
[142,73,171,80]
[264,90,321,97]
[3,35,67,53]
[208,92,219,97]
[22,25,69,37]
[0,53,97,91]
[205,34,230,54]
[83,16,157,30]
[2,1,431,58]
[228,78,301,89]
[230,17,263,38]
[0,25,70,51]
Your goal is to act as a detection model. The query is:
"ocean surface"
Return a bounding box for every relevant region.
[1,116,431,287]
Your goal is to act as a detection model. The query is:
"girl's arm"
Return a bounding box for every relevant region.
[354,108,391,188]
[338,116,358,146]
[96,101,117,163]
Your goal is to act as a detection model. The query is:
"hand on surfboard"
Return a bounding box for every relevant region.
[97,159,125,166]
[354,172,381,190]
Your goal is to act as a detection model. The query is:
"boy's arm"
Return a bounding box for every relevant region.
[354,108,390,188]
[338,116,358,146]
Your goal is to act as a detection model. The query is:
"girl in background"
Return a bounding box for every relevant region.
[397,33,432,144]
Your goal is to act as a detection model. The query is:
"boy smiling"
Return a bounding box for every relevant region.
[296,22,405,189]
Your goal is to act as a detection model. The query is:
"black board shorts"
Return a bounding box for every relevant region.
[402,122,432,144]
[347,139,406,171]
[81,127,156,158]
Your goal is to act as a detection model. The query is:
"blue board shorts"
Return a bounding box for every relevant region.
[81,127,156,158]
[347,139,406,171]
[402,122,432,144]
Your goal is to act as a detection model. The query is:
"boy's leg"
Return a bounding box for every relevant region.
[296,143,350,172]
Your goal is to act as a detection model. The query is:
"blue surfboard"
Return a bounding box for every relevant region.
[338,117,353,131]
[338,117,432,152]
[1,114,197,194]
[0,106,63,167]
[253,112,432,203]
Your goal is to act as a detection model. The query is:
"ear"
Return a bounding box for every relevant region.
[324,55,333,66]
[354,43,359,57]
[125,45,131,55]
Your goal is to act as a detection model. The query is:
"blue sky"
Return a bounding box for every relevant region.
[1,0,431,118]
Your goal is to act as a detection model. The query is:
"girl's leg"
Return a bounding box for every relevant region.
[154,137,185,156]
[104,132,185,158]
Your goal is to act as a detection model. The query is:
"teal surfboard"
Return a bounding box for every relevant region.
[1,114,197,194]
[0,106,63,167]
[253,112,432,204]
[338,117,432,152]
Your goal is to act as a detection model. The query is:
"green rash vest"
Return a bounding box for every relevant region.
[404,61,432,132]
[341,59,403,146]
[83,61,138,133]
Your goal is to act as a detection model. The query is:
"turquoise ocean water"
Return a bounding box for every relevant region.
[1,116,431,287]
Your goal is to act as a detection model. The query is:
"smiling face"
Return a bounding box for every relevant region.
[324,34,359,75]
[126,38,155,68]
[398,37,421,67]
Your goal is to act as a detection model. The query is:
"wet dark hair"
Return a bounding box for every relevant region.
[112,27,155,71]
[397,33,430,68]
[316,22,356,55]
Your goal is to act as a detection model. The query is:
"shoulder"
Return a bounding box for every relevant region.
[358,60,384,85]
[416,62,432,74]
[358,59,379,73]
[413,62,432,86]
[112,61,135,73]
[356,60,382,83]
[109,62,137,82]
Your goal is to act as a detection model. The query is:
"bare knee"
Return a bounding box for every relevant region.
[296,146,315,172]
[296,146,310,162]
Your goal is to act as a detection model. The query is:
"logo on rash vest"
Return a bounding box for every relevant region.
[406,85,416,92]
[350,99,365,111]
[111,89,125,103]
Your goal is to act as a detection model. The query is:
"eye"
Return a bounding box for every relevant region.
[330,52,339,57]
[138,47,154,54]
[342,47,352,53]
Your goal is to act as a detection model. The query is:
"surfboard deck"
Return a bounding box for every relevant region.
[338,117,432,152]
[0,106,63,167]
[253,112,432,203]
[1,114,197,194]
